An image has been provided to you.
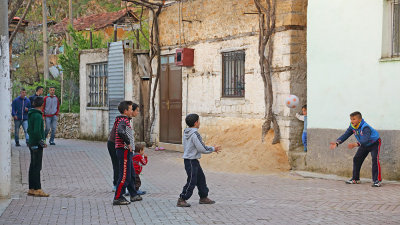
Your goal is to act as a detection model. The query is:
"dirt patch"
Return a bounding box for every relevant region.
[199,120,291,175]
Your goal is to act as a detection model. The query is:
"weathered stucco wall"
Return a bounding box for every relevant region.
[79,47,146,141]
[152,0,307,153]
[79,48,109,140]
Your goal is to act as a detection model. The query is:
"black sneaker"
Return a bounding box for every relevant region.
[113,197,131,205]
[130,195,143,202]
[345,179,361,184]
[49,142,56,145]
[372,181,381,187]
[16,142,21,147]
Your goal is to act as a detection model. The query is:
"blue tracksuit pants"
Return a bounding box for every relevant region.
[179,159,209,200]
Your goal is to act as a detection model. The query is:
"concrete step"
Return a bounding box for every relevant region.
[158,142,184,152]
[289,149,307,170]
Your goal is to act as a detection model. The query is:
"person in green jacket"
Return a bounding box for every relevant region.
[27,97,49,197]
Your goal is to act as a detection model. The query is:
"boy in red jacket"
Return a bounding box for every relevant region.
[133,144,148,195]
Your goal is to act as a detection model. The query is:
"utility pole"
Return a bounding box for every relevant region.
[69,0,73,27]
[0,0,12,198]
[42,0,49,80]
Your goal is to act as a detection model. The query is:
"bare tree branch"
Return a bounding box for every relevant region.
[8,0,25,25]
[9,0,33,44]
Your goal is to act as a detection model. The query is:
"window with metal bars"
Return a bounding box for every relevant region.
[392,0,400,57]
[88,63,108,107]
[222,51,245,97]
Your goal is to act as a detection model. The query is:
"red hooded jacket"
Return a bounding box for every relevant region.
[132,153,148,175]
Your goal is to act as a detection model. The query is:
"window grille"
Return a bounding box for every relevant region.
[222,51,245,97]
[88,63,108,107]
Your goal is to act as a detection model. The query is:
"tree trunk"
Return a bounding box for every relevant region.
[254,0,280,144]
[148,6,162,147]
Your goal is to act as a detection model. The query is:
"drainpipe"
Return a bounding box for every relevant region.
[186,73,189,116]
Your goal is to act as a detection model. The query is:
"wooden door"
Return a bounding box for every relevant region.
[160,55,182,144]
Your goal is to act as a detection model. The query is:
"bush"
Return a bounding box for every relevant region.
[12,79,61,99]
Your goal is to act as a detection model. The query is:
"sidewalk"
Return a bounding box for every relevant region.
[1,139,400,224]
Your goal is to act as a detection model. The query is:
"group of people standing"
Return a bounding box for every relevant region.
[12,86,60,197]
[12,86,60,146]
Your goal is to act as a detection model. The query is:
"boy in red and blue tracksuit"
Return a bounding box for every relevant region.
[112,101,142,205]
[330,111,382,187]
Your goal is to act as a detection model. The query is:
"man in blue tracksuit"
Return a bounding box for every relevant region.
[12,88,31,146]
[330,111,382,187]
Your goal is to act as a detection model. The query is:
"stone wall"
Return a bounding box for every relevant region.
[11,113,80,141]
[55,113,80,139]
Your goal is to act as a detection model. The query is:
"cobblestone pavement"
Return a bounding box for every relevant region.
[1,139,400,225]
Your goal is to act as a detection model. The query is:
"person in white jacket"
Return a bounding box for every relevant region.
[177,114,221,207]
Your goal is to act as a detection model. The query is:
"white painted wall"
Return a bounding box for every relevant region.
[0,33,11,198]
[308,0,400,130]
[79,49,109,139]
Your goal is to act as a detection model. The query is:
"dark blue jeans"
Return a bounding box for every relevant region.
[107,141,119,186]
[179,159,209,200]
[302,131,307,151]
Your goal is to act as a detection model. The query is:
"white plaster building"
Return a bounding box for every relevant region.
[307,0,400,179]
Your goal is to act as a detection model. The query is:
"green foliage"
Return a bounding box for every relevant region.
[123,20,150,50]
[60,102,80,113]
[58,25,107,82]
[12,31,47,84]
[57,25,107,113]
[26,0,123,23]
[12,78,79,113]
[12,79,61,99]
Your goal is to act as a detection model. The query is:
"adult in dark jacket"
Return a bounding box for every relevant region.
[27,97,49,197]
[12,88,31,146]
[29,86,44,107]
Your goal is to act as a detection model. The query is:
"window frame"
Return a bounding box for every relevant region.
[221,50,246,98]
[88,62,108,107]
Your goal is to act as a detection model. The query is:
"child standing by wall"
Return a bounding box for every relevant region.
[132,144,148,195]
[330,111,382,187]
[177,114,222,207]
[296,105,307,152]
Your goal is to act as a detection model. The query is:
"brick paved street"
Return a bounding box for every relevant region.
[1,139,400,225]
